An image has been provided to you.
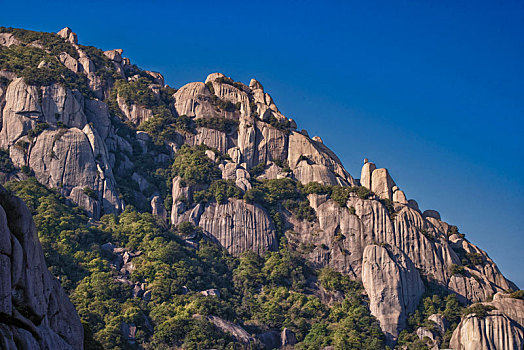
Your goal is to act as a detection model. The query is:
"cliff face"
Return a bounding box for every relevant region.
[0,185,83,349]
[0,27,521,346]
[450,293,524,350]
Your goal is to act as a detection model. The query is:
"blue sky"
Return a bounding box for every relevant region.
[1,0,523,288]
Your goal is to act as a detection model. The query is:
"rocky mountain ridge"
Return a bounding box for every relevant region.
[0,26,522,349]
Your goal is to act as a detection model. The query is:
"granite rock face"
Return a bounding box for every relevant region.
[0,78,122,218]
[450,293,524,350]
[362,244,425,343]
[1,27,521,346]
[0,185,83,349]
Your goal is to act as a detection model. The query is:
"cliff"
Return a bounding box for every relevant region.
[0,26,521,348]
[0,184,83,349]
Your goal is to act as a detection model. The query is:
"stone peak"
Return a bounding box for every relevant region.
[57,27,78,44]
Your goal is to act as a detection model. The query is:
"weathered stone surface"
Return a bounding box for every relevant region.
[428,313,449,335]
[0,33,21,47]
[173,82,216,119]
[360,161,376,189]
[57,27,77,44]
[172,194,277,256]
[450,310,524,350]
[28,127,122,218]
[287,131,355,186]
[185,127,228,154]
[281,328,297,346]
[362,244,424,343]
[207,315,254,343]
[151,195,167,222]
[393,188,408,204]
[0,185,83,349]
[117,95,153,125]
[371,168,396,200]
[0,78,41,148]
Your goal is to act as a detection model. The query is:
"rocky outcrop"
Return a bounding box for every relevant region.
[174,197,277,256]
[362,244,424,343]
[116,95,153,125]
[0,185,83,349]
[359,161,410,203]
[0,77,123,218]
[450,311,523,350]
[450,293,524,350]
[288,193,515,304]
[57,27,78,44]
[287,131,355,186]
[206,316,254,344]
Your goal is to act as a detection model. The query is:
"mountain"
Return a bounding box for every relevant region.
[0,26,522,349]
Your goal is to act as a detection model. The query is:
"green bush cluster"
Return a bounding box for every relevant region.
[462,304,496,318]
[193,179,242,204]
[27,122,50,138]
[214,76,246,91]
[0,44,93,97]
[398,285,464,349]
[195,117,239,133]
[0,27,78,58]
[172,144,221,186]
[138,112,194,145]
[0,149,17,174]
[509,290,524,300]
[114,77,158,109]
[267,114,292,132]
[450,264,466,276]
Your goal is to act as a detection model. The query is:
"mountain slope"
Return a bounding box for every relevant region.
[0,184,83,349]
[0,26,521,349]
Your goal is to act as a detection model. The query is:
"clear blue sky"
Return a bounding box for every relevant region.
[2,0,523,288]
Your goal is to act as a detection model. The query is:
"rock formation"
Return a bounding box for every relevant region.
[450,293,524,350]
[362,244,425,343]
[0,26,521,347]
[0,185,83,349]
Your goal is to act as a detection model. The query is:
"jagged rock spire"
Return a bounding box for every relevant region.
[57,27,78,44]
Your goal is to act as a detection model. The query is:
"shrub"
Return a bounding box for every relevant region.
[450,264,465,276]
[114,77,157,109]
[82,186,97,199]
[249,163,266,177]
[465,252,484,266]
[509,290,524,300]
[27,122,49,138]
[193,179,242,204]
[0,149,16,174]
[463,304,496,318]
[195,117,238,133]
[172,145,221,186]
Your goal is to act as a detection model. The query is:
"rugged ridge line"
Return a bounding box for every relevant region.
[0,27,521,347]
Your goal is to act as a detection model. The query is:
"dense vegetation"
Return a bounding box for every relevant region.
[6,178,387,349]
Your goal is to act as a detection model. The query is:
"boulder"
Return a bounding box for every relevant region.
[258,330,280,350]
[423,210,441,220]
[428,313,449,335]
[151,195,167,222]
[200,289,221,298]
[206,315,253,343]
[57,27,78,44]
[360,161,376,189]
[371,168,396,200]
